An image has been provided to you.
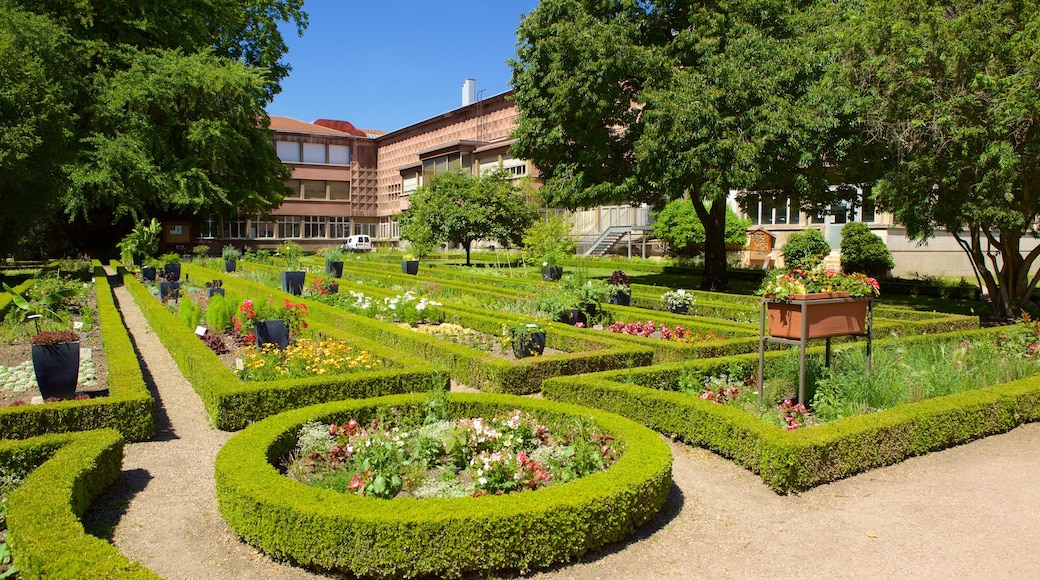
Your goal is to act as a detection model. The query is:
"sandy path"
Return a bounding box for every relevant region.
[91,271,1040,578]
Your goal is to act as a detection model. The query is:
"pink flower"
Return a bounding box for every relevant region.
[574,322,585,328]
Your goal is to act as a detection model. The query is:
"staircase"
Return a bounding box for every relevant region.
[581,226,635,256]
[822,251,842,271]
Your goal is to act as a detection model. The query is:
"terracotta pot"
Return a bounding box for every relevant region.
[766,293,867,340]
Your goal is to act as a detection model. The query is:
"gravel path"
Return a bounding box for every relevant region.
[91,272,1040,578]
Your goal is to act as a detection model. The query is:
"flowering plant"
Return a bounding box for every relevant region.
[308,278,338,295]
[607,270,630,287]
[660,288,695,310]
[31,330,80,346]
[231,297,309,342]
[758,265,880,301]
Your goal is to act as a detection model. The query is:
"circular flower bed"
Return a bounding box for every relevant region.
[216,393,672,578]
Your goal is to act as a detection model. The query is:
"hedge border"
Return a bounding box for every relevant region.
[542,326,1040,493]
[121,264,442,431]
[0,262,155,441]
[215,393,673,578]
[4,429,158,578]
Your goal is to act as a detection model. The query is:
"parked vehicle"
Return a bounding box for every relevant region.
[342,235,372,252]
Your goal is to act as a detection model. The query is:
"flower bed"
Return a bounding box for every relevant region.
[216,393,672,578]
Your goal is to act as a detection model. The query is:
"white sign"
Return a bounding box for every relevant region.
[235,358,244,371]
[195,326,207,336]
[73,321,84,331]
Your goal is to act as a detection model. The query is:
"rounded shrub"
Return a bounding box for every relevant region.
[840,222,894,276]
[215,393,672,578]
[780,228,831,270]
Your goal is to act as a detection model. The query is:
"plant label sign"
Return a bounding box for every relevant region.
[195,326,207,336]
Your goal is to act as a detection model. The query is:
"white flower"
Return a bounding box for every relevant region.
[478,477,488,485]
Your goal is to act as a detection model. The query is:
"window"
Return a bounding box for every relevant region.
[278,216,302,238]
[302,180,326,200]
[860,187,876,223]
[228,216,247,239]
[329,144,350,165]
[745,194,801,226]
[200,216,218,239]
[303,216,326,238]
[329,181,350,201]
[252,218,275,239]
[276,141,300,162]
[284,180,302,198]
[329,216,350,238]
[303,143,325,164]
[354,222,377,237]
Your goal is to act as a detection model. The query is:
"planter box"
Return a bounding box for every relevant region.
[667,304,689,315]
[401,260,419,275]
[610,289,632,306]
[159,281,181,302]
[163,262,181,281]
[766,293,867,340]
[559,308,587,327]
[32,342,80,400]
[207,288,225,298]
[281,271,305,295]
[254,319,289,350]
[512,331,546,358]
[140,266,157,282]
[326,260,344,278]
[541,265,563,282]
[225,260,237,273]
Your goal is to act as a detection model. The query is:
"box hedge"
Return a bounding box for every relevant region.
[215,393,672,578]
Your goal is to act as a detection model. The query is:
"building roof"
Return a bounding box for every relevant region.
[312,119,370,138]
[268,116,353,136]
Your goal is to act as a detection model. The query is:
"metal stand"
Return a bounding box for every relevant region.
[757,297,873,405]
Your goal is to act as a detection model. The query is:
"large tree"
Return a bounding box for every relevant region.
[0,0,306,256]
[511,0,851,290]
[839,0,1040,320]
[399,169,539,266]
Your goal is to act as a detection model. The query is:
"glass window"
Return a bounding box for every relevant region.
[328,145,349,165]
[252,218,275,239]
[229,216,247,239]
[329,181,350,201]
[303,143,325,164]
[303,216,326,238]
[329,217,350,238]
[278,216,302,238]
[276,141,300,162]
[284,180,302,198]
[861,188,876,223]
[200,216,218,239]
[302,180,326,200]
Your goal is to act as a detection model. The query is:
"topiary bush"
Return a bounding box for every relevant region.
[780,228,831,270]
[840,222,895,276]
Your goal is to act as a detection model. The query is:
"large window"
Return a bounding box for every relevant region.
[329,216,350,238]
[354,222,377,237]
[302,180,326,200]
[227,216,248,239]
[745,194,801,226]
[303,216,326,238]
[303,143,325,164]
[284,179,302,198]
[329,181,350,201]
[276,141,300,162]
[278,216,302,238]
[252,218,275,239]
[329,145,349,165]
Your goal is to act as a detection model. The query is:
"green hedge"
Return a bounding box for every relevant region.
[216,393,672,578]
[543,327,1040,493]
[4,430,158,578]
[123,265,441,431]
[205,262,654,394]
[0,263,155,441]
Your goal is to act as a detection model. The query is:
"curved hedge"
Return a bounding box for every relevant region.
[4,430,158,578]
[216,393,673,578]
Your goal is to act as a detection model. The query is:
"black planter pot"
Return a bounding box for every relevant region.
[281,271,306,295]
[207,287,226,298]
[610,288,632,306]
[133,255,144,267]
[254,319,289,350]
[326,260,344,278]
[402,260,419,275]
[32,342,80,400]
[163,262,182,281]
[511,331,546,358]
[559,308,587,326]
[541,265,563,282]
[225,260,237,273]
[141,266,157,282]
[667,304,689,315]
[328,282,339,295]
[159,281,181,302]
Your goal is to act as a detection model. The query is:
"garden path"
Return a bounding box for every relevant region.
[93,269,1040,578]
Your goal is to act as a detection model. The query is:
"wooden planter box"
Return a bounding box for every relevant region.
[766,293,868,340]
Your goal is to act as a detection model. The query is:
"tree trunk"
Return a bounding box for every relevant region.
[465,239,472,266]
[693,197,729,291]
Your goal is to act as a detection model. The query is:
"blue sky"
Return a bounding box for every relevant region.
[267,1,540,132]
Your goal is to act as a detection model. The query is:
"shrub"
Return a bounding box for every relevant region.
[840,222,895,276]
[780,228,831,270]
[205,293,236,334]
[177,297,202,329]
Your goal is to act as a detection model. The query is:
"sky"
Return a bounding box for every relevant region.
[267,0,541,133]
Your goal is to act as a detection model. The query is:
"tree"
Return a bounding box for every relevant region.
[398,169,539,266]
[838,0,1040,320]
[0,0,306,256]
[839,222,893,277]
[511,0,850,291]
[781,228,831,271]
[522,214,577,266]
[650,200,750,259]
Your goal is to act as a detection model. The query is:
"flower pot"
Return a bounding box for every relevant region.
[402,260,419,275]
[512,331,546,358]
[32,342,80,400]
[254,319,289,350]
[326,260,344,278]
[541,265,563,282]
[207,287,225,298]
[766,293,867,340]
[610,289,632,306]
[132,255,144,267]
[159,281,181,302]
[141,266,157,282]
[559,308,587,326]
[281,271,306,295]
[225,259,237,273]
[328,282,339,295]
[163,262,181,281]
[667,304,689,315]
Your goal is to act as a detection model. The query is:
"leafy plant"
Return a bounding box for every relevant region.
[31,330,80,346]
[322,246,344,263]
[192,244,210,257]
[278,240,303,271]
[523,214,576,267]
[607,270,630,287]
[780,228,830,270]
[840,222,895,276]
[222,245,242,261]
[3,282,78,326]
[758,265,880,300]
[660,288,695,310]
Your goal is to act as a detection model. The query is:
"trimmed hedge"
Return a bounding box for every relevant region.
[542,327,1040,493]
[216,393,673,578]
[204,262,654,394]
[0,263,155,441]
[122,265,442,431]
[4,429,158,578]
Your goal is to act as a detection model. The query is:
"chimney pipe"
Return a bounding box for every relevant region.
[462,79,476,106]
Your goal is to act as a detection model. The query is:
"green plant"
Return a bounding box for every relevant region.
[322,246,344,263]
[178,297,203,329]
[159,252,181,265]
[118,218,162,262]
[780,228,830,270]
[222,245,242,261]
[840,222,895,277]
[660,288,695,310]
[278,241,303,271]
[192,245,210,257]
[3,282,78,327]
[758,265,881,300]
[523,214,576,267]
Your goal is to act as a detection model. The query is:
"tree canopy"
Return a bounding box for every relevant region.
[398,170,539,266]
[511,0,850,290]
[650,200,750,259]
[838,0,1040,319]
[0,0,306,256]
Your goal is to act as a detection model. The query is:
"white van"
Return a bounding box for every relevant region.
[342,235,372,252]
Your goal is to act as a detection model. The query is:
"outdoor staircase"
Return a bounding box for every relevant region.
[581,226,635,256]
[822,251,842,271]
